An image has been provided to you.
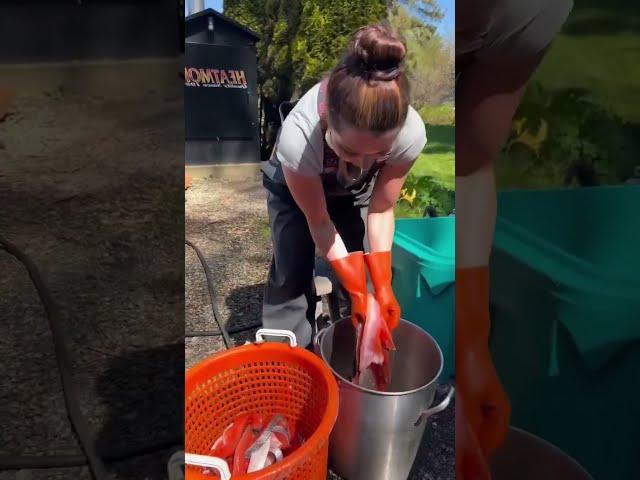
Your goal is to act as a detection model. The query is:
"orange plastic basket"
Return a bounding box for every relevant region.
[185,331,339,480]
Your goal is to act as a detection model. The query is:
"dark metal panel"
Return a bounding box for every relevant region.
[186,139,259,165]
[209,20,258,47]
[0,2,181,62]
[185,8,259,42]
[184,43,258,140]
[185,18,258,47]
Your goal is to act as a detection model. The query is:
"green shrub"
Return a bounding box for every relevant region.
[395,173,455,218]
[499,82,639,188]
[418,103,455,126]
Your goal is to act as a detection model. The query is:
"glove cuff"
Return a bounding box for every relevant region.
[364,250,392,291]
[329,251,367,295]
[456,266,491,343]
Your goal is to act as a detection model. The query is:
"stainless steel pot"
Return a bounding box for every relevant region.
[491,427,594,480]
[315,318,454,480]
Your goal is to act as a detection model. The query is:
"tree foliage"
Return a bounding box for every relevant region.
[389,2,453,107]
[292,0,387,94]
[224,0,452,157]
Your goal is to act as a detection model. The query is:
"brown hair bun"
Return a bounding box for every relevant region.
[350,24,406,80]
[328,24,410,133]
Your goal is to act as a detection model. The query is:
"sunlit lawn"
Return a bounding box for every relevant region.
[497,4,640,188]
[535,31,640,122]
[395,124,455,218]
[410,124,455,190]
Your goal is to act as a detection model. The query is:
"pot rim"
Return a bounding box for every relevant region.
[317,317,444,397]
[494,427,595,479]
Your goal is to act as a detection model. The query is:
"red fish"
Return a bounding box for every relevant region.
[245,414,291,473]
[210,414,253,458]
[354,294,396,391]
[232,415,265,476]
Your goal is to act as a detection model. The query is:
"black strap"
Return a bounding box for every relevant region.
[317,76,329,131]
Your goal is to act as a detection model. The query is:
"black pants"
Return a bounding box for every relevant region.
[262,175,365,347]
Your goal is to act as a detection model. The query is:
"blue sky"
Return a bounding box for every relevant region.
[206,0,224,12]
[437,0,454,38]
[192,0,453,38]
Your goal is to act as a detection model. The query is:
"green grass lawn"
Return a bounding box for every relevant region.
[535,31,640,122]
[497,4,640,188]
[410,124,455,189]
[531,1,640,122]
[395,124,455,218]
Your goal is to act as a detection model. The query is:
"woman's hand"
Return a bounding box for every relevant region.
[282,166,367,325]
[364,251,400,330]
[456,394,492,480]
[457,331,511,456]
[365,160,415,329]
[456,267,511,457]
[329,252,368,327]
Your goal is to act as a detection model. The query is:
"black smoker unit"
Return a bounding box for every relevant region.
[185,9,260,166]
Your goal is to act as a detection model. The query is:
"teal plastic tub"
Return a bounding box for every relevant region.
[391,216,455,380]
[490,186,640,480]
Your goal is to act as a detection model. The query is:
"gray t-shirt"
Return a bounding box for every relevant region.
[275,82,427,178]
[456,0,573,61]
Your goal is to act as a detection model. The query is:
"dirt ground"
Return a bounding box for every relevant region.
[0,81,184,479]
[185,176,454,480]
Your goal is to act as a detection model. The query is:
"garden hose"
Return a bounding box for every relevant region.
[0,236,257,475]
[185,239,234,349]
[0,235,181,475]
[0,234,111,480]
[185,323,261,337]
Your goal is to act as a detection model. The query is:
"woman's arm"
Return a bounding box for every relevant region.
[367,160,415,251]
[282,165,349,260]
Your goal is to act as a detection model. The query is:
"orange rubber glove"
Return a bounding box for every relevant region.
[330,252,368,326]
[364,251,401,331]
[456,266,510,458]
[456,394,492,480]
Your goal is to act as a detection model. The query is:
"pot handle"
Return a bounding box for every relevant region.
[167,450,184,480]
[184,453,231,480]
[313,326,327,356]
[414,386,454,427]
[255,328,298,347]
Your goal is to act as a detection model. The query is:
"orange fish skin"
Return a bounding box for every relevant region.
[210,414,252,458]
[232,415,265,475]
[355,294,396,390]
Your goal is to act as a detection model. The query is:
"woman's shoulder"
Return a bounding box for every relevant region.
[286,82,322,126]
[388,106,427,164]
[401,106,427,143]
[280,82,324,137]
[275,82,324,175]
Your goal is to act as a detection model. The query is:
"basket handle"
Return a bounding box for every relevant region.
[184,453,231,480]
[255,328,298,347]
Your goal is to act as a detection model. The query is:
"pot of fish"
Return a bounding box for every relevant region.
[315,317,454,480]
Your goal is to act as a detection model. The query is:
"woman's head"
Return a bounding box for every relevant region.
[326,24,410,166]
